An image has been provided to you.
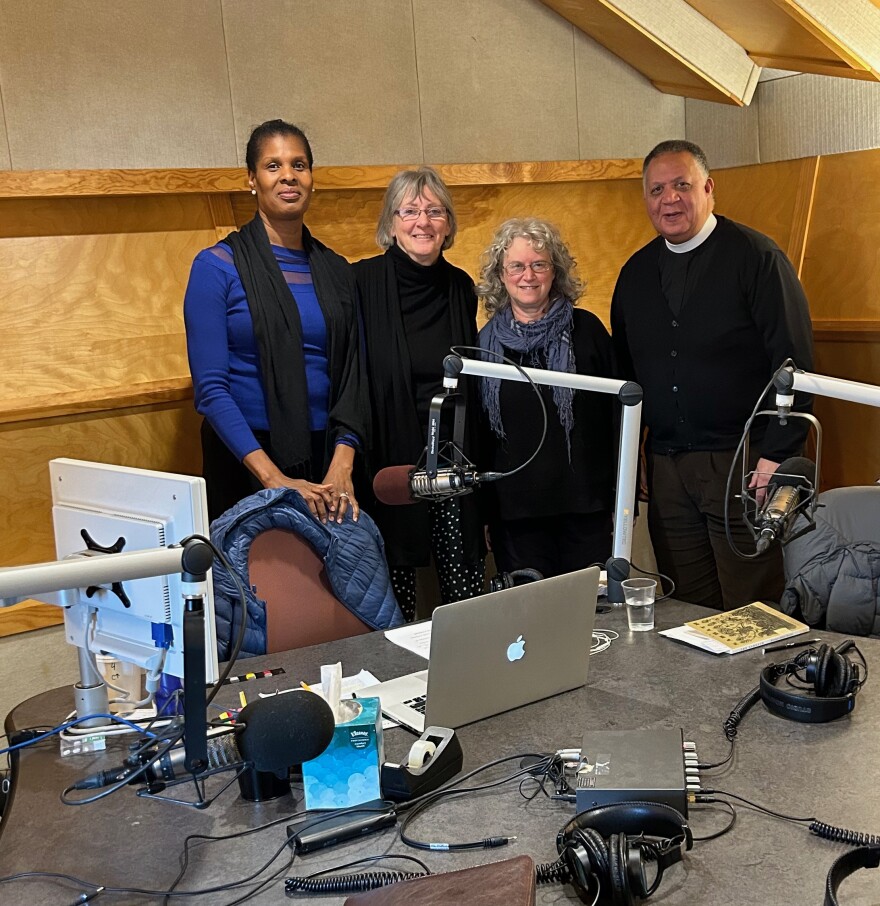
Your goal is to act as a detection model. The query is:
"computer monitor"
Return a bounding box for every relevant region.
[44,458,219,685]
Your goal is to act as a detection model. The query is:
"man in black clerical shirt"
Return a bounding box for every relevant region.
[611,140,813,611]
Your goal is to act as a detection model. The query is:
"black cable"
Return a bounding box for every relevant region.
[397,753,553,851]
[723,364,791,561]
[690,800,737,841]
[218,852,294,906]
[697,685,761,771]
[285,855,431,896]
[628,558,676,602]
[516,753,569,802]
[809,822,880,847]
[161,805,313,905]
[60,721,187,806]
[64,888,105,906]
[702,788,814,823]
[0,831,297,900]
[449,345,548,481]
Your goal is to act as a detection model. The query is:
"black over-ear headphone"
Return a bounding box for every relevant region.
[489,568,544,593]
[760,640,866,723]
[554,801,692,905]
[824,844,880,906]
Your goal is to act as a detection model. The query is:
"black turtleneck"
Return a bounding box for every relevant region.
[389,243,454,423]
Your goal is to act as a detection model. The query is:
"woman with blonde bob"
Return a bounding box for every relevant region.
[477,218,616,578]
[355,167,484,619]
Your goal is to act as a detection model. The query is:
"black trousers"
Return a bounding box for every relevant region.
[646,448,784,611]
[200,420,326,523]
[489,511,613,580]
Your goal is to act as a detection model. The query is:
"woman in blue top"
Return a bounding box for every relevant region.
[184,120,368,523]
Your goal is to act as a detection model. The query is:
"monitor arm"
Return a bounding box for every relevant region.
[0,538,213,772]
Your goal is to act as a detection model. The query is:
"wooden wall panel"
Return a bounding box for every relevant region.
[812,338,880,487]
[0,404,203,568]
[800,147,880,322]
[709,156,818,267]
[236,179,655,326]
[0,195,217,407]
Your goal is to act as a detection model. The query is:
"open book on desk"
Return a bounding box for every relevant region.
[659,601,809,655]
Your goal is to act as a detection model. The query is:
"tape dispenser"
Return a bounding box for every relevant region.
[380,726,463,802]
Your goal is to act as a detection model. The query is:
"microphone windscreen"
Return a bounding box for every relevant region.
[373,465,417,506]
[772,456,816,490]
[238,691,335,775]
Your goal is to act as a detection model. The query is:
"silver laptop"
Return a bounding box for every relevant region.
[358,566,600,733]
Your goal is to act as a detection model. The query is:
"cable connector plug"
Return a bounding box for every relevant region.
[10,728,44,746]
[484,835,517,848]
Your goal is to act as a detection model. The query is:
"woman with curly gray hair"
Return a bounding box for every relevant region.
[355,167,484,619]
[477,218,616,578]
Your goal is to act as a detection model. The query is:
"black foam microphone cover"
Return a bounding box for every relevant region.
[238,691,335,776]
[772,456,816,489]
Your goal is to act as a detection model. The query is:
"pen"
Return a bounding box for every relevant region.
[763,637,821,655]
[300,681,313,692]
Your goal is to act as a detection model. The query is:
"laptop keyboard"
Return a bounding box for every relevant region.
[404,695,427,714]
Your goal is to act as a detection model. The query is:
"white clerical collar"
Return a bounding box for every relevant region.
[665,213,717,254]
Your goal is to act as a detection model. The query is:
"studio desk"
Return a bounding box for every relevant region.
[2,600,879,905]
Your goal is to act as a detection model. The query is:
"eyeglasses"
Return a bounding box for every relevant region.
[394,206,448,221]
[502,260,553,276]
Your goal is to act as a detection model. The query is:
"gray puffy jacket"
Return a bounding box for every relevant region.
[780,486,880,638]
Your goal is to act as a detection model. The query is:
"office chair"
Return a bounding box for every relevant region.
[248,528,372,652]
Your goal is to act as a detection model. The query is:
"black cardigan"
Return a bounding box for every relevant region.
[610,216,814,461]
[354,248,483,567]
[482,308,617,522]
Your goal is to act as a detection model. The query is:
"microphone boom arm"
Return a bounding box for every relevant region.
[442,354,643,604]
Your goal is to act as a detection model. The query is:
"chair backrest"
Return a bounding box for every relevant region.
[248,528,372,652]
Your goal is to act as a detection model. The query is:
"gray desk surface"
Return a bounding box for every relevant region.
[2,600,880,905]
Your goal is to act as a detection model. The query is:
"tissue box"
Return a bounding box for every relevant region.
[302,697,384,810]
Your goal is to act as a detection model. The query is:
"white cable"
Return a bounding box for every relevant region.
[590,629,619,655]
[60,709,170,738]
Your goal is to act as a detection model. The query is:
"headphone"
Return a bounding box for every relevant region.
[489,568,544,593]
[824,844,880,906]
[554,801,692,905]
[759,640,866,723]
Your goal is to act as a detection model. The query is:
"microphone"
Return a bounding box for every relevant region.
[755,457,816,554]
[373,463,502,505]
[74,690,335,789]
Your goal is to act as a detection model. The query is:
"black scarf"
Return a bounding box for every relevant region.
[357,246,479,470]
[225,215,365,471]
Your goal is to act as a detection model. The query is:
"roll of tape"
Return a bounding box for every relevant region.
[407,739,436,769]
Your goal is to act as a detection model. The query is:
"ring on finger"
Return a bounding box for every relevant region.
[338,492,350,500]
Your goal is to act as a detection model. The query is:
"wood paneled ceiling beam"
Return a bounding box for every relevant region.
[540,0,761,106]
[687,0,880,83]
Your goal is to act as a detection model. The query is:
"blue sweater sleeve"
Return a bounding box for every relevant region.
[183,251,263,463]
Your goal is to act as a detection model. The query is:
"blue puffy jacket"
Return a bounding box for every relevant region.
[210,488,404,660]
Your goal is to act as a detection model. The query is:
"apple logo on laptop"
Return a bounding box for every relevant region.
[507,635,526,662]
